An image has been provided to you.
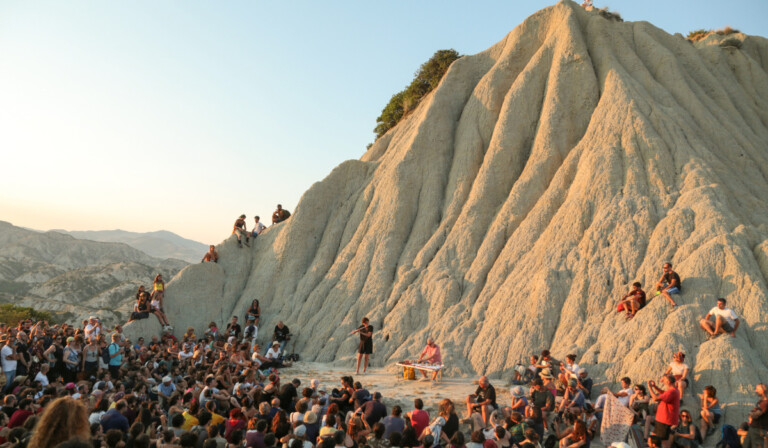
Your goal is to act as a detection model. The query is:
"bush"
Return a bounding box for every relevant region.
[720,37,743,49]
[373,49,461,140]
[0,304,55,326]
[597,7,623,22]
[715,26,740,36]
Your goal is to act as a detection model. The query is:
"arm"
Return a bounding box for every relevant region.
[732,318,740,336]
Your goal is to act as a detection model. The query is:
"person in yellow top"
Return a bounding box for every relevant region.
[205,400,226,425]
[152,274,165,302]
[181,401,200,431]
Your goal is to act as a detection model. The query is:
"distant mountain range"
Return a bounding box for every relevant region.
[0,221,188,324]
[50,229,208,263]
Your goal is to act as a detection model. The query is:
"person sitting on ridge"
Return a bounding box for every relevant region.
[655,262,681,309]
[233,214,250,248]
[252,216,266,239]
[700,297,740,340]
[272,204,291,225]
[202,245,218,263]
[619,282,646,319]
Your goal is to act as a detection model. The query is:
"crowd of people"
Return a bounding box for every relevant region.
[0,258,763,448]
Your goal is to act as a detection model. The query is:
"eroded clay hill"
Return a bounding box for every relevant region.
[127,0,768,422]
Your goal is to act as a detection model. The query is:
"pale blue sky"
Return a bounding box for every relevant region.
[1,0,765,244]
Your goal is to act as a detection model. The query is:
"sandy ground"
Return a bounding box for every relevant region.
[277,361,514,418]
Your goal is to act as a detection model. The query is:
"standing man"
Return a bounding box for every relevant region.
[107,333,124,379]
[1,335,19,393]
[647,374,680,448]
[415,338,442,382]
[655,262,681,309]
[233,214,250,248]
[742,384,768,448]
[355,317,373,375]
[465,376,497,425]
[272,204,291,225]
[252,216,266,238]
[699,298,740,339]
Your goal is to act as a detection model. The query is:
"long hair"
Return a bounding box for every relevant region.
[28,397,90,448]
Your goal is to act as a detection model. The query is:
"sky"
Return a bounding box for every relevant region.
[1,0,766,244]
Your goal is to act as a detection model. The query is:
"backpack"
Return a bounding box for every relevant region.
[716,424,740,448]
[102,343,115,364]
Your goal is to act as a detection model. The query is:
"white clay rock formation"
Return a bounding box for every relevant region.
[124,1,768,423]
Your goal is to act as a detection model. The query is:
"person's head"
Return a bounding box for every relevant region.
[334,430,346,446]
[661,374,676,388]
[392,405,402,417]
[494,426,506,440]
[427,338,435,347]
[373,422,385,439]
[450,431,465,447]
[470,430,485,444]
[209,245,215,252]
[673,352,685,362]
[704,385,717,398]
[663,262,672,272]
[264,433,277,448]
[27,397,90,448]
[361,317,369,325]
[680,409,692,423]
[230,430,244,446]
[531,378,543,390]
[529,354,539,364]
[541,349,550,359]
[276,205,282,210]
[421,435,434,448]
[566,354,576,363]
[757,384,768,397]
[389,432,403,448]
[438,398,454,418]
[240,214,246,219]
[510,412,523,424]
[231,316,238,323]
[105,429,125,448]
[717,298,727,309]
[478,376,489,388]
[414,398,423,410]
[621,377,631,388]
[632,281,642,290]
[634,384,647,395]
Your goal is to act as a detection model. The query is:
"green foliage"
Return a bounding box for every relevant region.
[0,304,55,326]
[374,49,461,140]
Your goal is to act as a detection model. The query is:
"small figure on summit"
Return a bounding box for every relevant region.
[202,245,218,263]
[272,204,291,225]
[233,214,250,248]
[655,262,681,309]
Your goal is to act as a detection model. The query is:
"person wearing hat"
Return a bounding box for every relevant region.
[272,204,291,225]
[539,368,557,397]
[233,214,250,248]
[282,424,311,448]
[158,375,177,410]
[303,411,321,442]
[576,370,593,398]
[507,386,528,417]
[558,378,586,413]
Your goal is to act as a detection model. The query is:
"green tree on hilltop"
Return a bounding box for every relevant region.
[373,49,461,140]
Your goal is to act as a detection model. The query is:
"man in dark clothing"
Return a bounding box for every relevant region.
[352,382,371,410]
[273,321,290,352]
[466,376,497,425]
[655,262,681,309]
[101,400,130,432]
[743,384,768,448]
[530,379,554,412]
[360,391,387,427]
[225,316,242,340]
[278,379,300,413]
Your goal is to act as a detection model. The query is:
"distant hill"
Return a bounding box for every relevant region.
[51,229,208,263]
[0,221,187,324]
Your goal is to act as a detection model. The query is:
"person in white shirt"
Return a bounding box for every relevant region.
[700,298,740,339]
[1,335,18,393]
[84,316,101,341]
[252,216,267,238]
[558,354,581,386]
[614,377,633,407]
[266,341,282,360]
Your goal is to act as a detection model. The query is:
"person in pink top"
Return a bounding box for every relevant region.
[648,374,681,448]
[416,338,442,382]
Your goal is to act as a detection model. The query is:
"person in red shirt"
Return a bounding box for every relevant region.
[7,398,34,428]
[407,398,430,437]
[648,374,680,448]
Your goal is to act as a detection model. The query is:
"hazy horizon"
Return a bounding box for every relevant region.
[2,0,766,243]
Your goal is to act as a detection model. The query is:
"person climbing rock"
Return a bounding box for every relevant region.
[233,214,250,247]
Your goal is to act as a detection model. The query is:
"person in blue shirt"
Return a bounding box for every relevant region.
[107,333,124,379]
[100,400,129,432]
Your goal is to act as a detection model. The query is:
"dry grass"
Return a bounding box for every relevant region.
[687,26,741,43]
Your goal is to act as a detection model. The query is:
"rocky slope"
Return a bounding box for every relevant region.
[131,1,768,423]
[51,229,208,264]
[0,221,187,323]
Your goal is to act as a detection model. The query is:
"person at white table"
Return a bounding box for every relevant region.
[415,338,442,381]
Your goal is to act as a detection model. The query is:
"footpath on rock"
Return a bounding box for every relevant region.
[124,0,768,424]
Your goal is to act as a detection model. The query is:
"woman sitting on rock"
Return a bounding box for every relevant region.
[629,384,651,423]
[246,299,261,326]
[665,352,690,400]
[699,385,721,438]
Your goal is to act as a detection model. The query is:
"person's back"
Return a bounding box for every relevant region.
[362,398,387,427]
[409,400,429,437]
